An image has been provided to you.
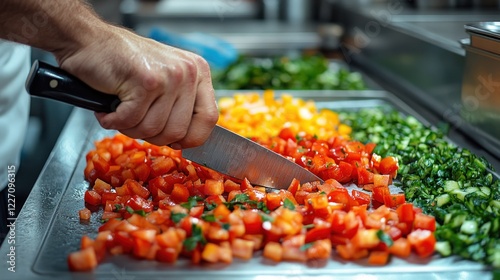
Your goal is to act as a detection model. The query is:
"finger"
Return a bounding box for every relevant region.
[95,97,149,131]
[142,86,196,146]
[171,75,219,148]
[118,93,174,141]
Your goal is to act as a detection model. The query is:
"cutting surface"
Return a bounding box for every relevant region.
[0,90,496,279]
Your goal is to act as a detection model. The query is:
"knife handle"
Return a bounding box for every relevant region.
[25,60,121,113]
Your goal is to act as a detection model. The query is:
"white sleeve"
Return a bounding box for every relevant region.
[0,41,31,190]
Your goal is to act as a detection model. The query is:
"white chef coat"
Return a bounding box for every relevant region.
[0,41,31,191]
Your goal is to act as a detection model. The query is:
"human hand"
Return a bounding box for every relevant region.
[55,25,219,148]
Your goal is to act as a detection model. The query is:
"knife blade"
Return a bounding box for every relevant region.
[25,60,323,189]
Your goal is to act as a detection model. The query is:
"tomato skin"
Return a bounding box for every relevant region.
[389,237,411,258]
[126,195,153,213]
[379,156,399,175]
[351,190,370,205]
[413,213,436,232]
[84,190,102,206]
[368,250,389,266]
[407,229,436,258]
[171,183,190,203]
[204,179,224,196]
[79,208,92,221]
[156,247,179,263]
[305,227,331,244]
[357,167,374,185]
[396,203,415,223]
[242,210,263,235]
[67,247,98,271]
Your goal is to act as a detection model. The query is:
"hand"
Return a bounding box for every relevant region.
[56,26,219,148]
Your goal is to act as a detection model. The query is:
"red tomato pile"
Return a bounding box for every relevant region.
[68,131,436,271]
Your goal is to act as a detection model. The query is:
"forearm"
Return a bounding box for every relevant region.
[0,0,109,61]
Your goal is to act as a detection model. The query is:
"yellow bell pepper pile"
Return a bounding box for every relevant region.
[217,90,352,141]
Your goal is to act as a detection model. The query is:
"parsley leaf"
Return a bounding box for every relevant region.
[181,196,203,210]
[201,213,216,222]
[221,223,231,231]
[183,224,206,251]
[134,209,147,217]
[126,206,134,215]
[377,230,394,247]
[171,212,187,223]
[283,198,296,210]
[205,202,218,211]
[259,212,275,222]
[257,201,270,214]
[114,204,122,212]
[300,242,314,251]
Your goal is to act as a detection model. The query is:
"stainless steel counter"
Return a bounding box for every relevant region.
[1,90,498,279]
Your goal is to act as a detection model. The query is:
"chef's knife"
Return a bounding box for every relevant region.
[25,60,323,189]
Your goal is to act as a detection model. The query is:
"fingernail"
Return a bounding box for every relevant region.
[169,143,182,150]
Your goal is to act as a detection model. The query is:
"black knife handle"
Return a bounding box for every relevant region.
[25,60,121,113]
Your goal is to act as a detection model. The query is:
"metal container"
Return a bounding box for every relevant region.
[0,90,497,280]
[461,22,500,158]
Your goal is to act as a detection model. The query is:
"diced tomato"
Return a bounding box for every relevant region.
[126,195,153,212]
[383,193,406,208]
[242,210,263,235]
[368,250,389,265]
[389,237,411,258]
[79,208,91,221]
[126,179,150,199]
[84,190,102,206]
[372,186,389,204]
[413,213,436,232]
[263,241,283,262]
[379,156,399,176]
[351,229,380,249]
[407,229,436,258]
[171,183,190,203]
[204,179,224,196]
[231,238,254,260]
[156,247,179,263]
[357,167,374,185]
[93,179,111,194]
[67,247,98,271]
[133,163,151,182]
[351,190,370,205]
[150,156,176,178]
[396,203,415,223]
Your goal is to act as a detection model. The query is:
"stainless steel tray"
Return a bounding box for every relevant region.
[1,90,496,280]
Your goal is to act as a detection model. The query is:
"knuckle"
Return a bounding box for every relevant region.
[168,127,188,143]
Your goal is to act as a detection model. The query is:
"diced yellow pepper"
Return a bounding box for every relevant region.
[217,91,351,141]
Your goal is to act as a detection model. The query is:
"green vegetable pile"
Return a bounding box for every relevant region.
[212,55,366,90]
[340,108,500,267]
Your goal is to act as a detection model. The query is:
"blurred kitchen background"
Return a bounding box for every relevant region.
[19,0,500,210]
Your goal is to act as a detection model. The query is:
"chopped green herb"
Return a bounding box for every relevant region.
[134,209,147,217]
[300,242,314,251]
[114,204,122,212]
[171,212,187,223]
[205,202,218,211]
[283,198,296,210]
[126,206,134,215]
[302,224,315,229]
[183,224,206,251]
[259,212,275,223]
[377,230,394,247]
[201,213,217,222]
[221,223,231,231]
[181,196,203,210]
[257,201,270,214]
